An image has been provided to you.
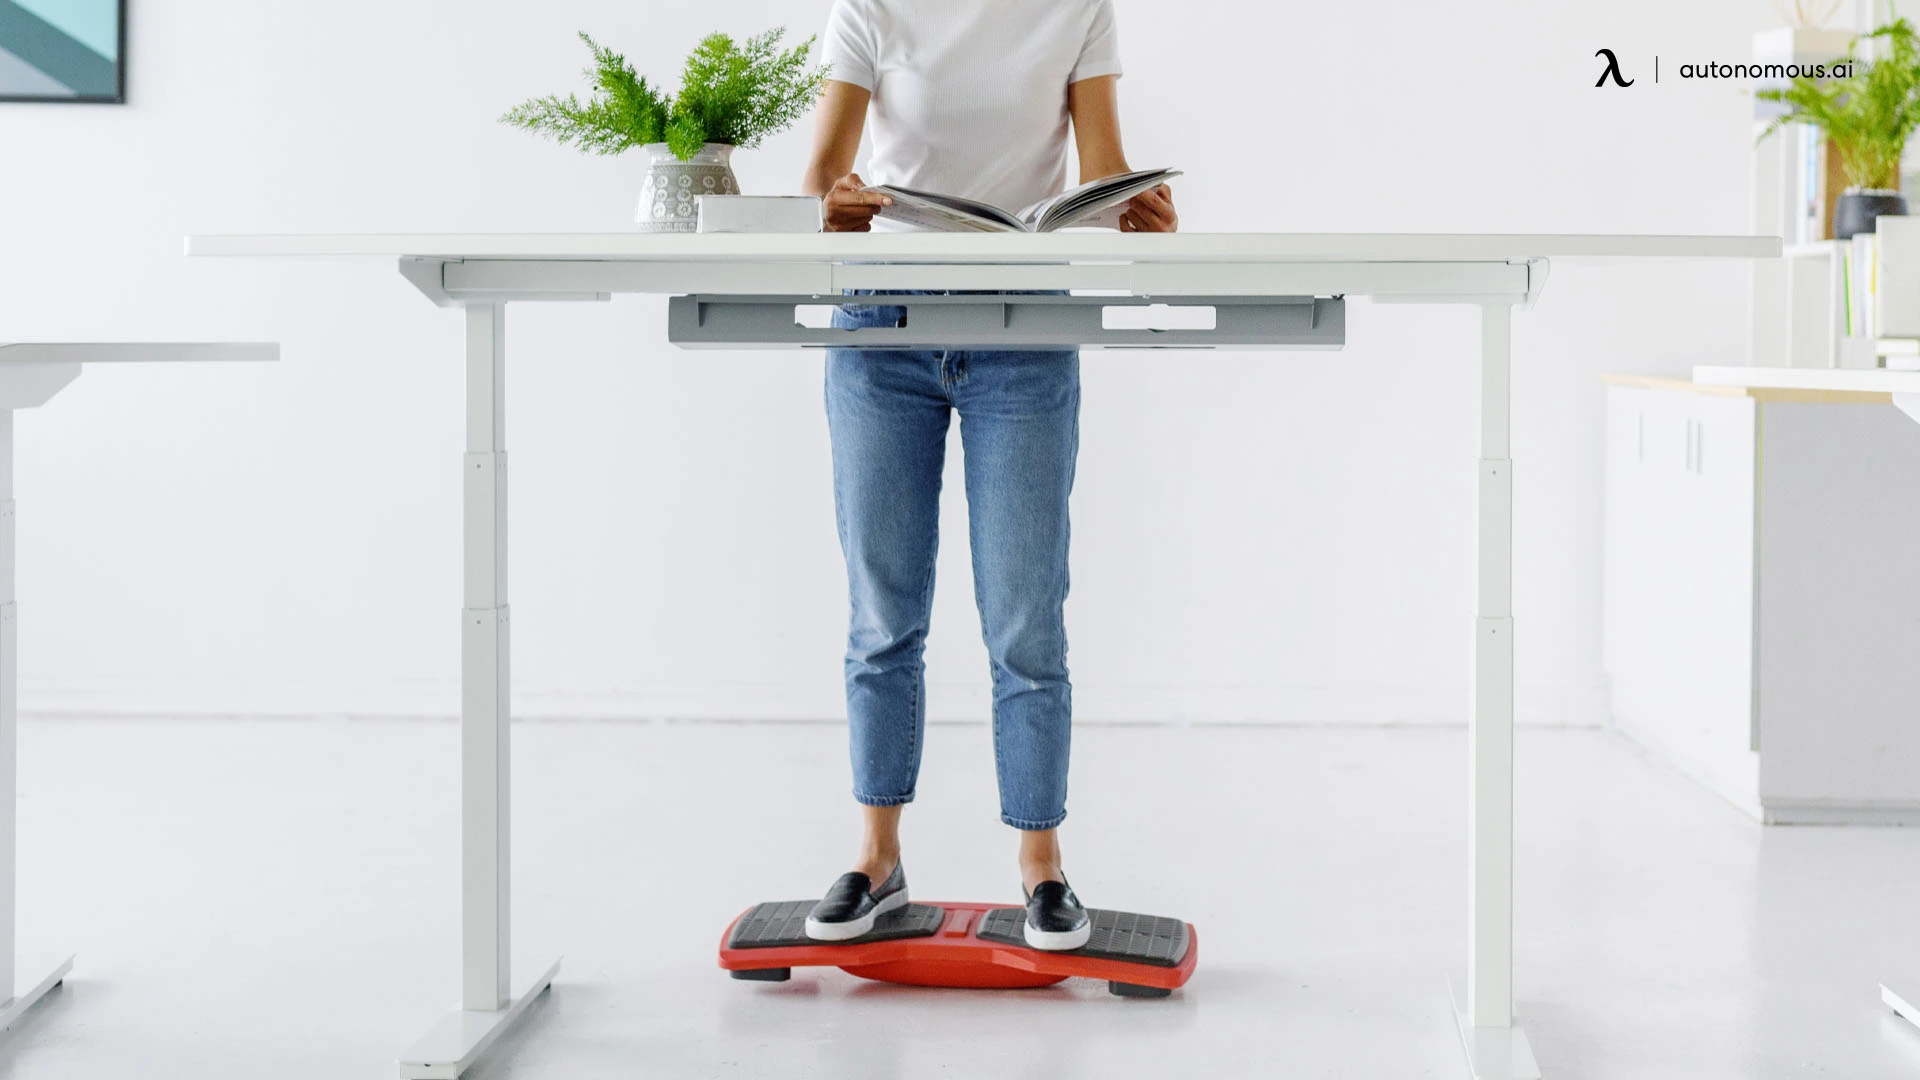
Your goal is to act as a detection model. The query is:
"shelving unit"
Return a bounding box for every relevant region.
[1604,372,1920,823]
[1745,3,1920,369]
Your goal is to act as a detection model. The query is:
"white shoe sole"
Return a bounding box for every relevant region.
[804,887,910,941]
[1023,918,1092,952]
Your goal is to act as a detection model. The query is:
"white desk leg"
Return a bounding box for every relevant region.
[1883,398,1920,1035]
[1449,303,1539,1079]
[1884,983,1920,1032]
[0,412,75,1033]
[400,305,559,1080]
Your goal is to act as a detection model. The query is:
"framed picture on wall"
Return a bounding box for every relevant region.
[0,0,125,103]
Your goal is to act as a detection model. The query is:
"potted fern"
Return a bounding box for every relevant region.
[504,31,827,231]
[1760,16,1920,238]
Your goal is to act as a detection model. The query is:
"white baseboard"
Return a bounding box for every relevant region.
[1609,714,1920,826]
[1761,799,1920,826]
[1609,712,1765,822]
[23,676,1611,727]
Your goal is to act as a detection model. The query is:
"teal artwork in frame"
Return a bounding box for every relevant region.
[0,0,124,103]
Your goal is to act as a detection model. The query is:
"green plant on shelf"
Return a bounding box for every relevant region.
[1758,15,1920,190]
[502,30,828,161]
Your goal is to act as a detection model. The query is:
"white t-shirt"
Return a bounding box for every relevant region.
[819,0,1123,219]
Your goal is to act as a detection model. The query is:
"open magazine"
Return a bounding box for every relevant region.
[866,167,1181,233]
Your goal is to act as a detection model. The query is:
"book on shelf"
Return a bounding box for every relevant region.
[1877,216,1920,340]
[866,167,1180,233]
[1848,232,1880,340]
[1765,124,1844,243]
[1879,338,1920,370]
[1800,126,1824,244]
[1842,238,1853,336]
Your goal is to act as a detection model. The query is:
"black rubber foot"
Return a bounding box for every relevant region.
[1109,981,1172,998]
[731,967,792,982]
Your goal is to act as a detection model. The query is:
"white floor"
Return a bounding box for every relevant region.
[3,719,1919,1079]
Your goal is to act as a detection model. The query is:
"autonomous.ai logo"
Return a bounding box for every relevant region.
[1588,48,1850,87]
[1595,48,1634,87]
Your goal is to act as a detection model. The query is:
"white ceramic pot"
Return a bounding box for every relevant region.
[636,142,739,232]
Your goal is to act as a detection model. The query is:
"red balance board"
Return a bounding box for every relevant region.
[718,900,1197,997]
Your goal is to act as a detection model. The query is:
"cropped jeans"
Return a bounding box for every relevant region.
[825,293,1079,830]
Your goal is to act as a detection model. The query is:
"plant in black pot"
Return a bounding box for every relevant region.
[1760,16,1920,239]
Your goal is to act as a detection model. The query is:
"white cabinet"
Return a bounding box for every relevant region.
[1603,378,1920,823]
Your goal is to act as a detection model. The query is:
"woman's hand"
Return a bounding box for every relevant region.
[1120,184,1177,232]
[823,173,893,232]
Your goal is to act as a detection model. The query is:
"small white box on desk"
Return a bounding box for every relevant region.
[696,196,822,234]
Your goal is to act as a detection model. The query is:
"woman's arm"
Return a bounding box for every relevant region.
[1067,75,1177,232]
[802,80,892,231]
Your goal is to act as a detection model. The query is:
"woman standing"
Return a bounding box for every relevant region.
[798,0,1177,950]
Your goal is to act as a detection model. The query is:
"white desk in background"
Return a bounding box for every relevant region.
[0,343,276,1037]
[187,232,1777,1080]
[1694,361,1920,1043]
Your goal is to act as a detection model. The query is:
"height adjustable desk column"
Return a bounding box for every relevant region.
[0,343,276,1037]
[187,232,1776,1080]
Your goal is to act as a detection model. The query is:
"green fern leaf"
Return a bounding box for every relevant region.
[502,27,829,161]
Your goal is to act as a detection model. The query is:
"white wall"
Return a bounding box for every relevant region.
[1,0,1773,724]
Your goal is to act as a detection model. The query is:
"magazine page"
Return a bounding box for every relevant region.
[866,185,1027,232]
[1018,168,1182,232]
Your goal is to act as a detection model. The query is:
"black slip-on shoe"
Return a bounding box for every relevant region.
[1023,878,1091,951]
[804,861,909,941]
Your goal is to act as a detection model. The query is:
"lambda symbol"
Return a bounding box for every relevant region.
[1595,49,1634,87]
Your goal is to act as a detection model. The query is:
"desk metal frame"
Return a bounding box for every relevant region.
[0,343,274,1043]
[189,232,1777,1080]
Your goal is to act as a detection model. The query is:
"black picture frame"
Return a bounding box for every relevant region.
[0,0,127,104]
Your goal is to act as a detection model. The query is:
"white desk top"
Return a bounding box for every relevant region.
[0,344,271,410]
[187,233,1777,306]
[186,232,1779,263]
[1693,365,1920,395]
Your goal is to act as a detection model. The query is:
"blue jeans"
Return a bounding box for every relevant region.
[825,294,1079,830]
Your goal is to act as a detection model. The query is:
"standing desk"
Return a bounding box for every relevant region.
[186,232,1777,1080]
[0,343,276,1038]
[1693,363,1920,1042]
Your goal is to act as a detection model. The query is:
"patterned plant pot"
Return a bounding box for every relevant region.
[637,142,739,232]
